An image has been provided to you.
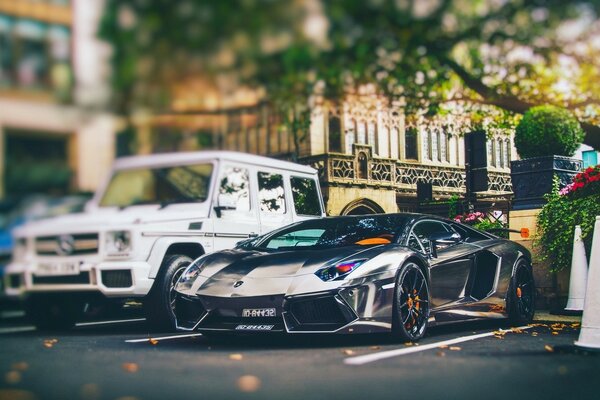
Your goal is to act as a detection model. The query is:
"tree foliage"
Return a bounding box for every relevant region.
[515,105,585,158]
[99,0,600,149]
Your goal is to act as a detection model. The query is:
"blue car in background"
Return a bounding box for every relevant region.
[0,195,91,306]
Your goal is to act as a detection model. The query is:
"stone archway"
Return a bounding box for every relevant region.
[341,198,385,215]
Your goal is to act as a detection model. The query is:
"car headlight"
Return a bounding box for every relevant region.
[105,231,132,255]
[175,257,208,292]
[315,259,368,282]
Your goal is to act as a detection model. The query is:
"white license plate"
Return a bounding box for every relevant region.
[241,308,276,317]
[36,262,80,276]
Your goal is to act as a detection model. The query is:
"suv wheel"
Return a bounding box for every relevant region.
[145,254,193,330]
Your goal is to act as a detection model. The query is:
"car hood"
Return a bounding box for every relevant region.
[189,245,388,297]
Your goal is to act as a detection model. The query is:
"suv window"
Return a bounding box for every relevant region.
[219,166,250,211]
[258,172,286,214]
[291,177,321,216]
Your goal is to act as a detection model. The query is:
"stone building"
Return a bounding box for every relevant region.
[129,84,514,216]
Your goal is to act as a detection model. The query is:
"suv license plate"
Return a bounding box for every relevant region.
[241,308,276,317]
[36,262,80,276]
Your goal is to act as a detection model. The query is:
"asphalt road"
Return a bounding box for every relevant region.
[0,310,597,400]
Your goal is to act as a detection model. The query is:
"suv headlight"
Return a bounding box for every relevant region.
[105,231,132,255]
[12,238,27,262]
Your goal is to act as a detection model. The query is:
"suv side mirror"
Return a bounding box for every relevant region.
[214,194,237,218]
[428,231,461,258]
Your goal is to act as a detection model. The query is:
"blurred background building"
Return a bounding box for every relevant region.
[0,0,116,202]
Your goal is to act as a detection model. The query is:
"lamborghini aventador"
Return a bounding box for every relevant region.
[173,213,535,341]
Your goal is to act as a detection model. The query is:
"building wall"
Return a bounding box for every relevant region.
[324,186,397,216]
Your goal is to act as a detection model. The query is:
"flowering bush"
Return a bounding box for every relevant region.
[558,165,600,198]
[454,212,507,237]
[537,172,600,272]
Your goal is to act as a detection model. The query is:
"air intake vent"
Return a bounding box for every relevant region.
[101,270,132,288]
[33,272,90,285]
[289,296,347,325]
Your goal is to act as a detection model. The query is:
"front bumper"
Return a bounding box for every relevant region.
[4,260,154,299]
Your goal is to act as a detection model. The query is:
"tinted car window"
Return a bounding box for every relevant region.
[291,177,321,216]
[452,223,491,242]
[258,172,286,214]
[411,220,451,254]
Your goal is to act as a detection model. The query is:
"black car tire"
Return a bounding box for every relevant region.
[145,254,193,330]
[507,259,535,325]
[393,261,430,342]
[25,294,78,331]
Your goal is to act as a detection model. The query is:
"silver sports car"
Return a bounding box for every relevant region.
[173,213,534,341]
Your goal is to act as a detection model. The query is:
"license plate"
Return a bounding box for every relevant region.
[235,324,275,331]
[241,308,276,317]
[36,262,80,276]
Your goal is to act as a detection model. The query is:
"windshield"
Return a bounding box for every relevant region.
[249,215,411,251]
[99,163,213,208]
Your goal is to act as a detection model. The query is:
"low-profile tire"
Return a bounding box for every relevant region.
[25,294,78,331]
[392,261,430,342]
[507,259,535,325]
[145,254,193,330]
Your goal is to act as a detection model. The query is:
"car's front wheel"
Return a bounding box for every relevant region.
[393,262,430,342]
[145,254,193,330]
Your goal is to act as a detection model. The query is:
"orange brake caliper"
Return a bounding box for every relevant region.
[516,287,522,298]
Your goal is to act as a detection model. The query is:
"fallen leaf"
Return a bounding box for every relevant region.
[229,354,243,361]
[571,323,581,328]
[11,363,28,371]
[5,371,21,385]
[149,339,159,345]
[404,342,414,346]
[237,375,261,392]
[438,345,448,349]
[42,343,53,349]
[80,383,100,400]
[342,349,355,355]
[558,366,568,375]
[551,332,559,335]
[370,346,381,350]
[531,332,538,336]
[0,389,37,400]
[436,351,446,357]
[544,345,554,353]
[449,346,461,351]
[122,363,139,373]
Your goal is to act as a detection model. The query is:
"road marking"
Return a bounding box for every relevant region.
[75,318,146,327]
[0,310,26,319]
[125,332,204,343]
[344,325,533,365]
[0,326,36,334]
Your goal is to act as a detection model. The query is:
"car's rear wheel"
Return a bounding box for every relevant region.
[393,262,430,342]
[145,254,193,330]
[507,259,535,325]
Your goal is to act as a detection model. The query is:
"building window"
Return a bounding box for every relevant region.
[405,128,418,160]
[431,130,439,161]
[345,119,356,154]
[328,115,342,153]
[440,130,449,162]
[367,122,377,155]
[357,121,366,145]
[582,150,599,168]
[358,152,368,179]
[495,138,502,168]
[487,140,495,167]
[422,130,430,161]
[504,139,511,167]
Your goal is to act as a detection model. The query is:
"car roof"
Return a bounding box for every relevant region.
[112,151,317,174]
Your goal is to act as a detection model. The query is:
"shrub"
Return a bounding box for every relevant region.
[515,105,584,158]
[454,211,508,237]
[536,171,600,272]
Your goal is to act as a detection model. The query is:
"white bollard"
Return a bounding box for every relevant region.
[565,225,588,311]
[575,216,600,350]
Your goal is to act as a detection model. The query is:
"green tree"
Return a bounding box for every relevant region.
[100,0,600,149]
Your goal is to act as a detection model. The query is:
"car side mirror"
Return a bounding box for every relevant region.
[428,232,461,258]
[214,194,236,218]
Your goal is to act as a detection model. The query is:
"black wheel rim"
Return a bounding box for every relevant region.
[515,267,534,319]
[398,265,429,339]
[169,265,188,312]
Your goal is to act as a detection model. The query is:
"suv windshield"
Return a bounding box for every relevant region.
[99,163,213,208]
[249,215,411,251]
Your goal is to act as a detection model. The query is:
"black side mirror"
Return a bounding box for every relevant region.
[428,232,461,258]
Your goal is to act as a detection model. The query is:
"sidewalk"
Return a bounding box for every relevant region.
[535,311,582,323]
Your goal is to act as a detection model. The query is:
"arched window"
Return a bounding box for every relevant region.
[487,140,495,167]
[497,138,504,168]
[358,152,369,180]
[495,138,502,168]
[422,130,430,161]
[367,122,377,155]
[504,139,511,167]
[440,130,448,162]
[431,130,439,162]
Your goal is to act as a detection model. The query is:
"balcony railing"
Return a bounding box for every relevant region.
[301,152,512,197]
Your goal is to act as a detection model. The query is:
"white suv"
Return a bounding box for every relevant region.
[4,151,325,329]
